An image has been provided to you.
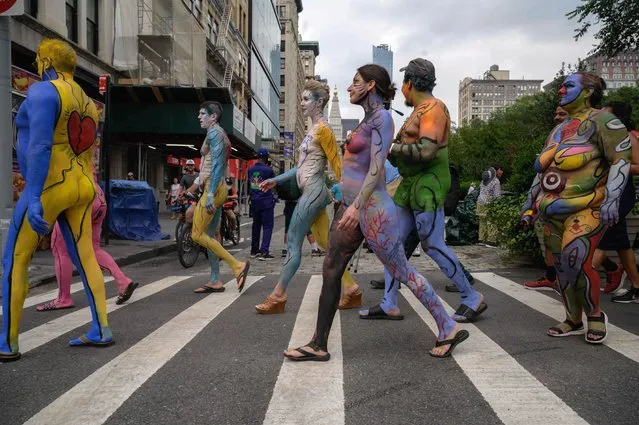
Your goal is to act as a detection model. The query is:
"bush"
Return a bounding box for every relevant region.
[484,194,544,264]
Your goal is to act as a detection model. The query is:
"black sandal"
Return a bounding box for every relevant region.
[284,347,331,362]
[429,330,470,358]
[0,351,21,363]
[237,261,250,293]
[547,319,584,337]
[453,302,487,323]
[359,304,404,320]
[585,312,608,344]
[116,282,139,305]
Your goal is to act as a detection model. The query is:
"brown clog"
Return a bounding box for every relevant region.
[255,294,287,314]
[338,290,362,310]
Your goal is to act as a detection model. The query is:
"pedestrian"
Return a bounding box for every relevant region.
[191,101,250,293]
[169,177,181,219]
[248,148,276,260]
[476,164,502,245]
[256,80,361,314]
[37,180,139,311]
[521,73,631,343]
[127,172,135,181]
[283,64,467,361]
[359,58,485,323]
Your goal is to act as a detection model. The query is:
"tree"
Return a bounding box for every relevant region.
[567,0,639,57]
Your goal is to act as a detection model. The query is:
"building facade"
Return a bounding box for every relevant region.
[583,50,638,93]
[458,65,543,126]
[372,44,393,83]
[249,0,280,144]
[328,86,343,143]
[276,0,305,170]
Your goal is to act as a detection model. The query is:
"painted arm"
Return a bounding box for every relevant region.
[389,106,448,163]
[600,114,632,226]
[273,167,297,185]
[318,126,342,182]
[630,131,639,176]
[15,102,29,176]
[208,128,227,194]
[26,82,59,234]
[353,111,393,209]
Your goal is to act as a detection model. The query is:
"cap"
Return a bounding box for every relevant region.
[127,172,134,176]
[257,148,269,158]
[225,177,233,184]
[186,159,195,165]
[399,58,436,81]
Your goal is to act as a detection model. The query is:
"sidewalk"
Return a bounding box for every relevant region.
[0,202,285,291]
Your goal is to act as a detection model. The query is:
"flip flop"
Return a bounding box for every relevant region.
[284,347,331,362]
[69,334,114,347]
[236,261,250,293]
[429,329,470,358]
[0,351,21,363]
[547,319,585,337]
[36,300,75,312]
[453,302,487,323]
[359,304,404,320]
[116,282,139,305]
[585,312,608,344]
[194,285,226,293]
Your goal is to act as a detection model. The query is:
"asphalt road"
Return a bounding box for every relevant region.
[1,237,639,425]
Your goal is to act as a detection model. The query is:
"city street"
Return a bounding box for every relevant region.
[1,218,638,425]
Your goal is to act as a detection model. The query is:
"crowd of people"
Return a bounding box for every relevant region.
[1,37,636,364]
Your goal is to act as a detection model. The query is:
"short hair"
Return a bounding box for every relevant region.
[403,70,436,93]
[575,72,606,109]
[38,38,76,74]
[603,101,634,130]
[200,101,223,120]
[304,80,330,109]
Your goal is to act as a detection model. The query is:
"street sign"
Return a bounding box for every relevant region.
[99,74,109,95]
[0,0,24,15]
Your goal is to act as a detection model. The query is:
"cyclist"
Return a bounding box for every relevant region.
[223,177,238,234]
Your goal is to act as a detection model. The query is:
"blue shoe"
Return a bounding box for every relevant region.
[69,333,114,347]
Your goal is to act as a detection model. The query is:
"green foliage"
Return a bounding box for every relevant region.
[567,0,639,57]
[484,195,543,263]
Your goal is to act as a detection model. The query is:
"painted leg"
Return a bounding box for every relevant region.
[0,195,42,359]
[415,208,484,322]
[91,209,130,293]
[59,204,113,346]
[37,223,75,310]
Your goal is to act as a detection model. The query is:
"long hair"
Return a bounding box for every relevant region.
[604,101,635,130]
[357,64,396,105]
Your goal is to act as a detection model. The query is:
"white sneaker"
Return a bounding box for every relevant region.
[413,247,421,257]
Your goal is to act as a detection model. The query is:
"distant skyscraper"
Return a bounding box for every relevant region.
[373,44,393,82]
[329,86,343,142]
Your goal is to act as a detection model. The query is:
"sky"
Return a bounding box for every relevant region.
[298,0,598,129]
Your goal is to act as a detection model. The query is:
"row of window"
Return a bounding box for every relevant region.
[64,0,99,55]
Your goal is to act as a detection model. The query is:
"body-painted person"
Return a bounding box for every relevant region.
[360,58,486,323]
[36,179,139,311]
[284,65,468,361]
[191,101,250,293]
[257,80,361,313]
[1,39,113,361]
[521,73,631,343]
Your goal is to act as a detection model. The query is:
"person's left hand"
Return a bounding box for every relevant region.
[600,198,620,227]
[338,204,360,231]
[205,193,216,215]
[27,200,50,235]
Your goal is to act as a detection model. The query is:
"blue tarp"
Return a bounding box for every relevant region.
[103,180,169,241]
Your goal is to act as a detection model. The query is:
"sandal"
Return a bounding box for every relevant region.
[0,351,21,363]
[429,329,470,358]
[236,261,250,293]
[284,347,331,362]
[453,302,488,323]
[194,285,225,293]
[359,304,404,320]
[585,312,608,344]
[69,333,114,347]
[547,319,585,337]
[116,282,139,305]
[36,300,75,312]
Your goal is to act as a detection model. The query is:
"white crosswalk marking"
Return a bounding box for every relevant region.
[263,275,344,425]
[0,277,114,316]
[474,272,639,364]
[19,276,191,354]
[399,285,589,425]
[23,276,264,425]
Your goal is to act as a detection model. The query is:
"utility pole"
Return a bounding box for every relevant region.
[0,16,13,269]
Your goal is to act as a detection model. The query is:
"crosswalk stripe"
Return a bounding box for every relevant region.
[19,276,191,355]
[23,275,264,425]
[0,277,115,316]
[399,285,589,425]
[263,275,344,425]
[474,272,639,364]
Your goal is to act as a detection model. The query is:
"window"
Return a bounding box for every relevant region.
[207,12,217,43]
[25,0,38,17]
[188,0,202,21]
[278,5,286,18]
[281,40,285,52]
[280,91,285,103]
[279,108,285,122]
[86,0,99,54]
[65,0,78,42]
[280,75,285,86]
[280,57,285,69]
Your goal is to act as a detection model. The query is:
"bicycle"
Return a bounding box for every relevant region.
[172,192,207,268]
[220,207,240,245]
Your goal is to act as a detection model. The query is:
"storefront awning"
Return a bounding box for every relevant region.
[108,85,260,159]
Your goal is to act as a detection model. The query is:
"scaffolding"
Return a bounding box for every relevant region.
[136,0,206,87]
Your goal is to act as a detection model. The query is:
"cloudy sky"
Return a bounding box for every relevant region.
[298,0,598,129]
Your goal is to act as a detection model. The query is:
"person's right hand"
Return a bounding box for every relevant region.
[27,200,50,235]
[260,179,276,192]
